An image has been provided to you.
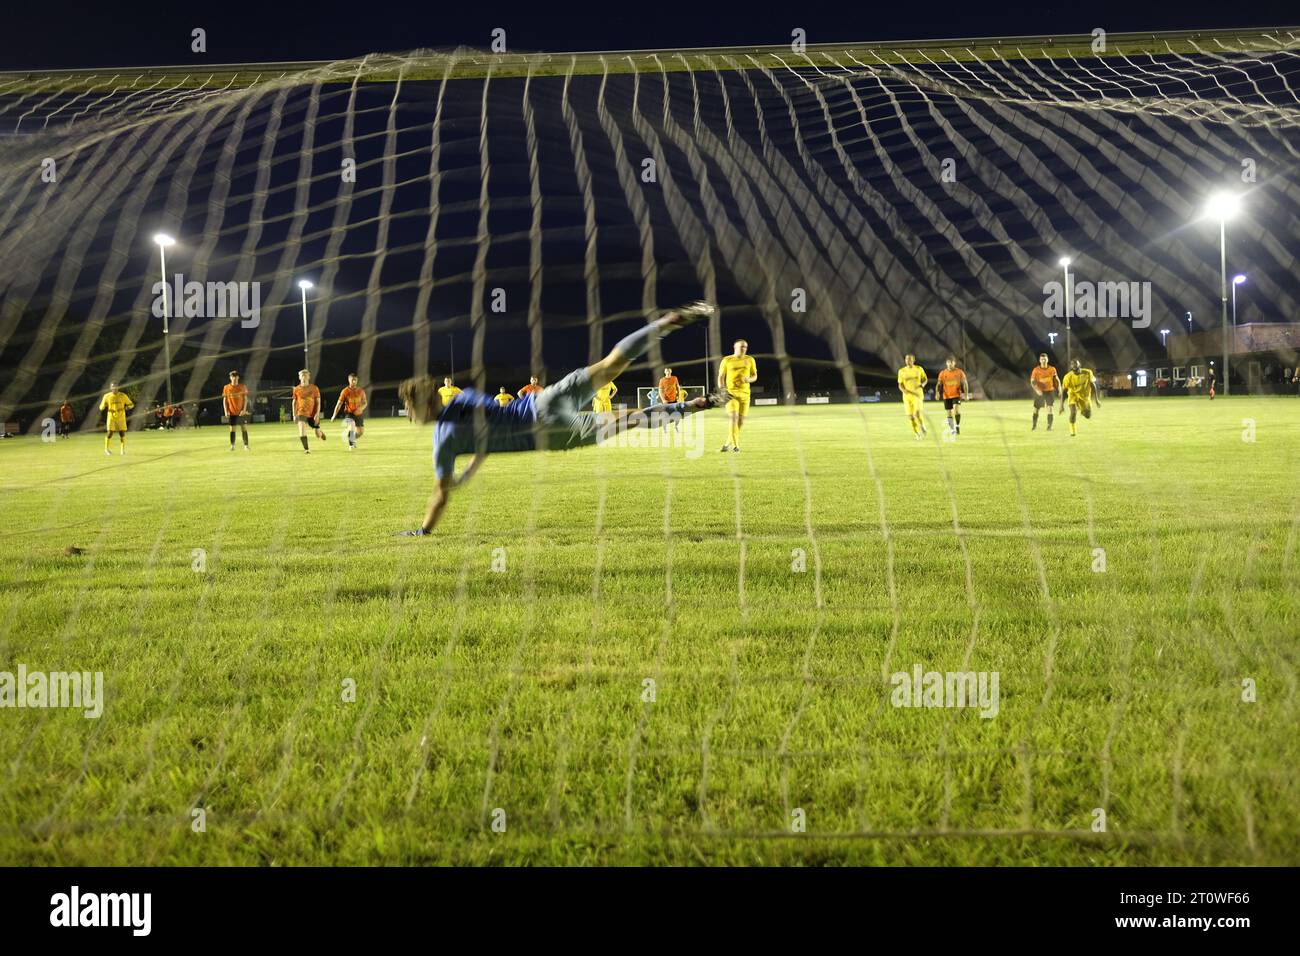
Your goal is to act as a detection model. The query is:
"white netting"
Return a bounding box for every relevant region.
[1,32,1298,429]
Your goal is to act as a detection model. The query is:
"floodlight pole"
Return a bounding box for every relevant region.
[158,243,174,407]
[300,285,310,367]
[1219,220,1230,396]
[1061,259,1073,367]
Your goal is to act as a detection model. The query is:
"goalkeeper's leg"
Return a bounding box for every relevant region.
[586,302,714,392]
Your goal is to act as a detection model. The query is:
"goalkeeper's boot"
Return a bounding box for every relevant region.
[662,300,716,330]
[705,388,732,409]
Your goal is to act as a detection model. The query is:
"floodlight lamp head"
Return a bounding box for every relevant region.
[1205,192,1241,221]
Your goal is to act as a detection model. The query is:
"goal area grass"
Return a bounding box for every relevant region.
[0,397,1296,864]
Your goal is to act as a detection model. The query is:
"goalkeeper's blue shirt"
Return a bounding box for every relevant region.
[433,388,539,480]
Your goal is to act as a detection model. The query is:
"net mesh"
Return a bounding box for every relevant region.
[1,31,1299,426]
[1,32,1299,861]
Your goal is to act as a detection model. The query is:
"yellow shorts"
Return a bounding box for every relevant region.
[105,416,127,432]
[726,395,750,416]
[903,394,922,417]
[592,399,612,414]
[1068,394,1091,411]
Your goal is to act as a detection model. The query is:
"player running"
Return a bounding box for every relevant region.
[936,357,969,436]
[396,302,727,536]
[897,354,927,439]
[223,370,251,451]
[331,373,368,451]
[292,370,327,453]
[98,382,133,455]
[718,340,757,452]
[1030,353,1060,432]
[1059,359,1101,436]
[494,387,514,407]
[518,377,542,398]
[57,401,74,439]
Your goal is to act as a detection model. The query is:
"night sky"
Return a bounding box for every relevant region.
[4,1,1297,71]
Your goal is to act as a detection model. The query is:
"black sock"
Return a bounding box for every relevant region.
[955,413,961,430]
[229,429,236,447]
[300,436,309,450]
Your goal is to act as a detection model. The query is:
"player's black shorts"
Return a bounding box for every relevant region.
[227,414,248,425]
[295,415,321,429]
[1033,391,1055,409]
[943,396,961,410]
[343,412,364,426]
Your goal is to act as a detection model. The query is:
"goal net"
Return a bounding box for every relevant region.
[1,29,1298,431]
[2,30,1300,864]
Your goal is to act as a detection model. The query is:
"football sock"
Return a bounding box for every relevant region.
[1069,421,1077,435]
[955,412,961,433]
[612,322,666,362]
[1047,413,1054,427]
[300,435,309,450]
[104,434,111,451]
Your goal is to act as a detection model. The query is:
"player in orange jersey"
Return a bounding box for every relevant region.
[936,357,969,436]
[223,370,251,451]
[518,376,542,398]
[292,369,327,452]
[1029,353,1060,432]
[657,367,682,432]
[331,373,368,451]
[57,400,75,439]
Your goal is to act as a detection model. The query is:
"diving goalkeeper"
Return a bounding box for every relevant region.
[396,302,726,536]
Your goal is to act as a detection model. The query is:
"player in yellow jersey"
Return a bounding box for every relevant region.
[897,354,928,439]
[1059,359,1101,436]
[494,387,515,407]
[592,380,618,414]
[98,381,133,455]
[437,378,462,407]
[718,339,757,452]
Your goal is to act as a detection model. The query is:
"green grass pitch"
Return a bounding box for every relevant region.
[1,396,1296,865]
